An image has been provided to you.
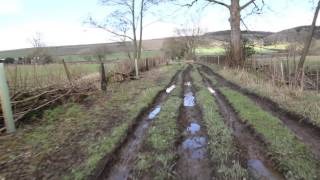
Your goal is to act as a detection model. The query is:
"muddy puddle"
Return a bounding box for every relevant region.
[148,105,161,120]
[184,92,195,107]
[95,71,182,180]
[198,68,284,180]
[176,66,212,180]
[248,159,283,180]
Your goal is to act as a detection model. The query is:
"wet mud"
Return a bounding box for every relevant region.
[198,68,284,180]
[92,69,182,180]
[199,63,320,161]
[176,66,213,180]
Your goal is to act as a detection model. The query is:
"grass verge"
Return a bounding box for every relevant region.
[68,64,183,179]
[207,64,320,127]
[191,68,248,179]
[220,87,319,179]
[133,92,181,179]
[0,64,183,180]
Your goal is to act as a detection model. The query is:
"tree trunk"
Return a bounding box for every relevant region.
[229,0,242,66]
[132,0,139,79]
[137,0,144,61]
[296,0,320,84]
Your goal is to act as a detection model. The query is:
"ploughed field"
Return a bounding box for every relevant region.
[0,62,319,180]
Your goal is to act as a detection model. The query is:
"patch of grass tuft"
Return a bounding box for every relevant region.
[133,95,181,179]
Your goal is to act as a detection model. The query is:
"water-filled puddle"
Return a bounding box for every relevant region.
[187,122,201,134]
[184,92,195,107]
[184,81,191,86]
[182,136,206,159]
[247,160,279,180]
[148,106,161,120]
[166,85,176,93]
[207,87,216,95]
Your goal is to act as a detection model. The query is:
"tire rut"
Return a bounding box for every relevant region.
[199,63,320,161]
[92,69,182,180]
[176,65,213,180]
[197,67,285,180]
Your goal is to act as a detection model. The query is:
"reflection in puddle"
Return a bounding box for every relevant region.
[182,136,207,159]
[148,106,161,120]
[184,92,195,107]
[187,122,201,134]
[207,87,216,95]
[166,85,176,93]
[248,160,279,180]
[184,81,191,86]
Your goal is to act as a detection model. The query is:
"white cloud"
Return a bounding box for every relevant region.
[0,0,22,15]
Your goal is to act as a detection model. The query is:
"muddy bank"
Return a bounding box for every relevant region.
[176,66,213,180]
[198,68,284,180]
[92,69,182,180]
[198,63,320,160]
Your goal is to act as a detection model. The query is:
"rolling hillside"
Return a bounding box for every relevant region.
[1,25,318,60]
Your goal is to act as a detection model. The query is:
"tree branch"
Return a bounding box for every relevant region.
[208,0,230,9]
[185,0,229,9]
[89,19,134,41]
[241,0,256,10]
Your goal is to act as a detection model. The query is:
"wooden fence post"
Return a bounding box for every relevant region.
[281,61,285,83]
[0,63,16,133]
[62,59,72,86]
[317,68,319,92]
[146,58,149,71]
[100,62,107,92]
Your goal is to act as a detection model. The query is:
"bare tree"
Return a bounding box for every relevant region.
[88,0,166,79]
[175,26,204,59]
[185,0,264,66]
[296,0,320,83]
[28,32,52,64]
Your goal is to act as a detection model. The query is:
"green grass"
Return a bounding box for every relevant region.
[208,64,320,127]
[220,87,319,179]
[0,64,183,179]
[196,46,278,56]
[191,68,248,179]
[133,94,181,179]
[67,64,183,179]
[196,47,225,56]
[263,44,289,50]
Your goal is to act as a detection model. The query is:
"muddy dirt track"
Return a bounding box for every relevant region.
[93,64,300,180]
[93,69,182,180]
[197,68,284,179]
[198,63,320,161]
[176,66,212,180]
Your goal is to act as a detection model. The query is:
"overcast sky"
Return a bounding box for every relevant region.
[0,0,318,51]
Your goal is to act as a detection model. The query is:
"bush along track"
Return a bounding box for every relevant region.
[190,67,248,179]
[199,63,320,161]
[197,66,285,180]
[131,85,182,179]
[175,65,213,180]
[94,67,183,180]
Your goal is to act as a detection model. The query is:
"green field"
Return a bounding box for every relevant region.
[59,50,162,62]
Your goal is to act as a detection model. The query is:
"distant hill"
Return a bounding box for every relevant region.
[0,38,167,59]
[263,26,320,44]
[204,30,274,42]
[1,25,319,60]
